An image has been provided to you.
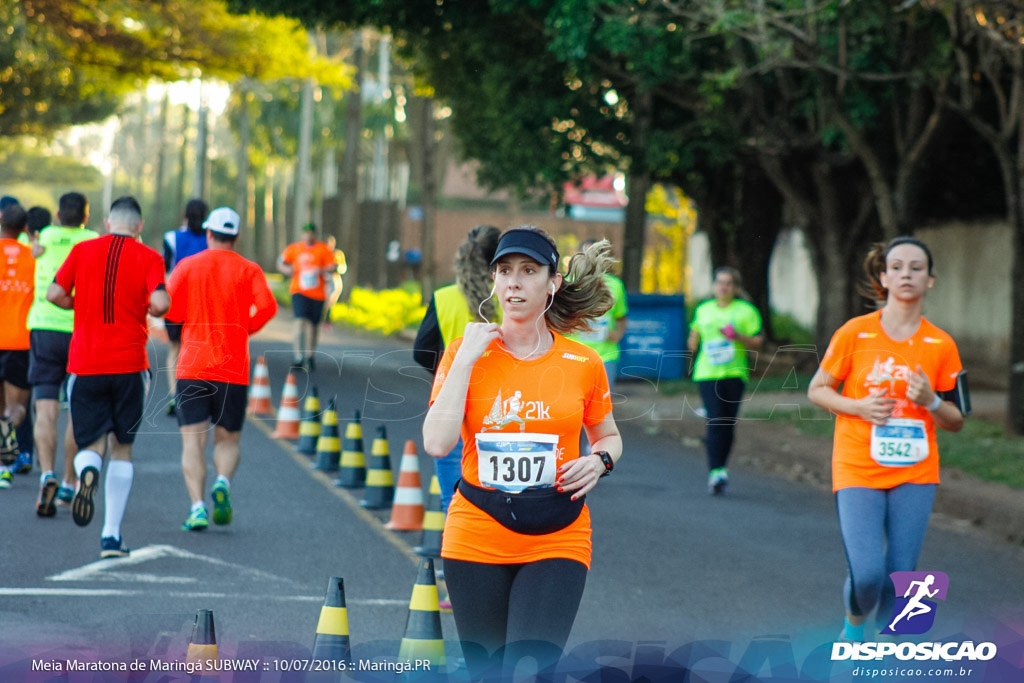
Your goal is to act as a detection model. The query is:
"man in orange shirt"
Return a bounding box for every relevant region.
[166,207,277,531]
[0,204,34,490]
[276,223,335,371]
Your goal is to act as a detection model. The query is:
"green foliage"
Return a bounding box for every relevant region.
[0,0,351,138]
[0,3,121,136]
[770,311,814,346]
[0,141,104,188]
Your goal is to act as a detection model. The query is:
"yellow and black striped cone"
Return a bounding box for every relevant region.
[414,475,444,557]
[398,557,445,666]
[311,576,352,665]
[334,411,366,488]
[314,397,341,472]
[295,385,321,456]
[185,609,217,672]
[359,425,395,510]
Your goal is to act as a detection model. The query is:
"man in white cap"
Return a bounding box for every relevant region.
[165,207,277,531]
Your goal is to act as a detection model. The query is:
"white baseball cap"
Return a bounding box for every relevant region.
[203,207,240,235]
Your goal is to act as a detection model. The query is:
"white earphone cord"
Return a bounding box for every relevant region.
[478,281,556,359]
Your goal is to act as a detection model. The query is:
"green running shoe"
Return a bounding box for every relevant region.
[182,506,209,531]
[211,481,232,525]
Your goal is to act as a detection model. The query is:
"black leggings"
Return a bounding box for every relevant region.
[697,377,746,470]
[444,558,588,680]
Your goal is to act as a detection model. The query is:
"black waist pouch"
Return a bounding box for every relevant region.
[456,479,585,535]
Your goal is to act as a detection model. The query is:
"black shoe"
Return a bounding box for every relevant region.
[36,475,58,517]
[72,466,99,527]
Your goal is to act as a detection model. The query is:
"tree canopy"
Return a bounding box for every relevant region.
[0,0,353,137]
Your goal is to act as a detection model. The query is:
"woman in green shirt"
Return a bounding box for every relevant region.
[687,267,764,495]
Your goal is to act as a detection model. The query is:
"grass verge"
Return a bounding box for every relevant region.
[744,408,1024,489]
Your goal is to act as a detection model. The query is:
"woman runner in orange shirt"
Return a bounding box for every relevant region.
[423,227,623,679]
[808,237,965,642]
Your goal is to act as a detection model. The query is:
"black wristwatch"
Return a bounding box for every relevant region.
[593,450,614,477]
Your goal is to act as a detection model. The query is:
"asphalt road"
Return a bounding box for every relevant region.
[1,317,1021,682]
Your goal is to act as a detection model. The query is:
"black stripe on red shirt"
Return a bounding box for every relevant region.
[103,235,128,323]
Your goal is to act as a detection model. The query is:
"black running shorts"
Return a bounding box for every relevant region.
[175,378,247,432]
[165,320,184,344]
[292,292,325,324]
[0,349,30,390]
[28,329,72,398]
[67,371,150,448]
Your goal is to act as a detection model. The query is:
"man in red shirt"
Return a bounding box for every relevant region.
[0,203,33,489]
[276,223,335,370]
[165,207,277,531]
[47,196,169,558]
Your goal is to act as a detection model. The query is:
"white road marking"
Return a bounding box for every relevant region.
[0,587,407,606]
[47,544,298,586]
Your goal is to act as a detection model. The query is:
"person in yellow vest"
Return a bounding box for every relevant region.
[413,225,502,513]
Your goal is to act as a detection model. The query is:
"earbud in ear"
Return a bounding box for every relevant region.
[550,283,556,297]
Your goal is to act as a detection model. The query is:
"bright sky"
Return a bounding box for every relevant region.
[59,79,232,173]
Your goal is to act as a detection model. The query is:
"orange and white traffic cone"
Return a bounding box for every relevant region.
[247,356,273,416]
[385,440,425,530]
[272,372,301,439]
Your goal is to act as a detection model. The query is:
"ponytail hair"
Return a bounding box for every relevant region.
[184,198,208,235]
[547,236,615,334]
[455,224,501,322]
[861,236,934,302]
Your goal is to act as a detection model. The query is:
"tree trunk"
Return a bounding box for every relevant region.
[338,35,364,294]
[734,162,783,341]
[152,91,170,241]
[1011,107,1024,434]
[420,98,438,300]
[622,89,653,292]
[193,80,209,202]
[807,162,870,351]
[235,83,251,259]
[264,163,278,269]
[758,152,875,352]
[175,103,191,220]
[295,78,315,239]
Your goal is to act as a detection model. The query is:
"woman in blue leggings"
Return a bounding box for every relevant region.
[808,237,965,641]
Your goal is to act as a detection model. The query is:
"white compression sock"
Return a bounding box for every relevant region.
[101,460,134,540]
[74,450,104,479]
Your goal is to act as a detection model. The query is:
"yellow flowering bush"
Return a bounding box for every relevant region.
[642,184,697,295]
[330,286,426,336]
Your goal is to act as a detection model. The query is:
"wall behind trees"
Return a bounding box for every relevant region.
[688,222,1012,385]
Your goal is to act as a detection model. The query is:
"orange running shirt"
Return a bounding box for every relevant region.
[430,332,613,568]
[281,241,334,300]
[166,249,278,385]
[0,238,34,350]
[820,310,962,492]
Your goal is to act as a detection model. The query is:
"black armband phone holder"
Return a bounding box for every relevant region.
[938,371,971,416]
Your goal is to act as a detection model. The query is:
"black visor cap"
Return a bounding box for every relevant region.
[490,229,559,269]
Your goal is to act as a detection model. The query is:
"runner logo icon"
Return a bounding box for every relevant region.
[881,571,948,635]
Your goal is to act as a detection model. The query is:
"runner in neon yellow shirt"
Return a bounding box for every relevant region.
[27,192,98,516]
[687,267,763,495]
